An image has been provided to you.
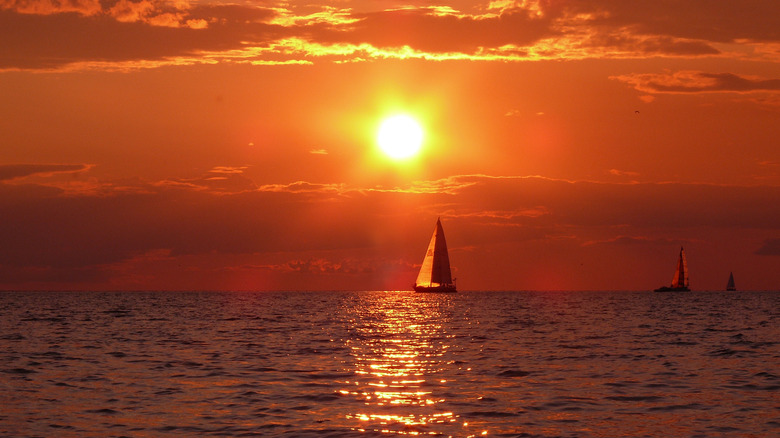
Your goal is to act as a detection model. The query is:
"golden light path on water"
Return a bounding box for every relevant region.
[337,292,484,436]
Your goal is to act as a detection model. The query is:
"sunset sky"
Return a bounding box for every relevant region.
[1,0,779,291]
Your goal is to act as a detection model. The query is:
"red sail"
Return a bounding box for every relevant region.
[670,247,689,288]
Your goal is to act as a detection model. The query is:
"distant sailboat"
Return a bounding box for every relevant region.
[654,246,690,292]
[414,218,457,293]
[726,272,736,291]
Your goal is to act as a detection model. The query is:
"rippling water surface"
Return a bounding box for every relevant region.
[2,290,779,437]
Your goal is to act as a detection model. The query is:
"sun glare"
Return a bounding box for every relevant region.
[377,115,424,159]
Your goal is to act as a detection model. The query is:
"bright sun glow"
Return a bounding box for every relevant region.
[377,115,424,159]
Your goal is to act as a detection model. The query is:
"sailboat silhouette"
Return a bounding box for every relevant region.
[654,247,690,292]
[414,218,457,293]
[726,272,736,291]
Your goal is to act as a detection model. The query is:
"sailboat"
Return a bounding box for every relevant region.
[726,272,736,291]
[654,246,690,292]
[414,218,457,293]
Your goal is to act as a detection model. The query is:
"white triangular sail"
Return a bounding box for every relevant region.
[415,218,453,287]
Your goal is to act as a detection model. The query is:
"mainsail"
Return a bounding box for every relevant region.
[415,218,455,292]
[655,246,691,292]
[670,247,689,288]
[726,272,736,291]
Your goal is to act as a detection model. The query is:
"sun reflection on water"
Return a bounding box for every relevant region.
[339,292,465,435]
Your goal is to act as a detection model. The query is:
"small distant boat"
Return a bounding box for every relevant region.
[726,272,736,291]
[414,218,457,293]
[654,246,690,292]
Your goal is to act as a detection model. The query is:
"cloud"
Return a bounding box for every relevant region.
[1,0,102,16]
[256,180,345,194]
[159,167,257,193]
[209,166,248,174]
[318,7,560,55]
[0,6,286,70]
[443,207,549,221]
[747,96,780,109]
[612,71,780,94]
[277,258,375,274]
[579,30,720,58]
[1,173,779,288]
[3,1,779,71]
[570,0,780,44]
[385,175,483,195]
[609,169,640,177]
[582,235,676,247]
[755,238,780,256]
[0,163,90,181]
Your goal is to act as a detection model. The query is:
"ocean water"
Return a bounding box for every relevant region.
[1,290,779,437]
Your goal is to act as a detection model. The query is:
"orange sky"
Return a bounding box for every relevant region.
[1,0,779,291]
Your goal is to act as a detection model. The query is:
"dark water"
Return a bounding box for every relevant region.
[1,291,779,437]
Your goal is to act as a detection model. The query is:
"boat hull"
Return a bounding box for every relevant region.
[654,286,690,292]
[414,284,457,293]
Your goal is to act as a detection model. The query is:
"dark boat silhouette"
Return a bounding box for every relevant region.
[726,272,736,291]
[655,247,690,292]
[414,218,456,293]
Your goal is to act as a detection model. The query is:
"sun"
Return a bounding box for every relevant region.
[377,115,424,159]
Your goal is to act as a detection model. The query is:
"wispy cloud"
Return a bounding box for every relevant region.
[0,163,91,181]
[612,71,780,94]
[268,257,376,274]
[609,169,640,177]
[582,235,677,247]
[158,167,257,193]
[256,180,345,194]
[444,207,550,220]
[755,238,780,256]
[209,166,248,175]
